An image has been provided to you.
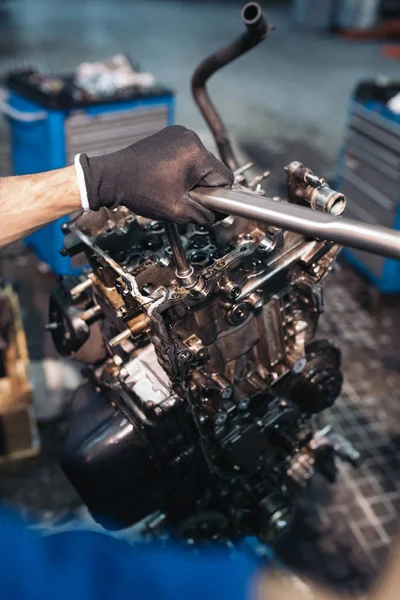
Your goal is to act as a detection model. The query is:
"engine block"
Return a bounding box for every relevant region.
[50,199,355,540]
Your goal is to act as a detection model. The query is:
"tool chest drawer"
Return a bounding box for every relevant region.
[337,91,400,292]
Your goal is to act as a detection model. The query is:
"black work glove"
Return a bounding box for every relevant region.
[75,125,233,226]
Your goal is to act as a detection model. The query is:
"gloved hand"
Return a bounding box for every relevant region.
[75,125,234,226]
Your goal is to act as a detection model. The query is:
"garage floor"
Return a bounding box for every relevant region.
[1,0,400,595]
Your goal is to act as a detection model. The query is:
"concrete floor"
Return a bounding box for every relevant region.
[1,0,400,595]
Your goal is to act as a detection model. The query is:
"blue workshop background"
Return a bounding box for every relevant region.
[337,98,400,294]
[7,91,175,275]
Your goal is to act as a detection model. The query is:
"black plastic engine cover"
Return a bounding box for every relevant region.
[62,390,167,529]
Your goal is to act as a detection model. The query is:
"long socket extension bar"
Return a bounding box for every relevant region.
[191,186,400,261]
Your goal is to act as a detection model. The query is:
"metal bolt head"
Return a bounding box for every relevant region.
[115,280,127,295]
[230,286,240,299]
[119,367,128,379]
[215,413,227,426]
[258,236,275,253]
[228,303,250,326]
[310,263,321,276]
[292,357,307,374]
[221,386,233,400]
[275,519,288,531]
[239,398,250,411]
[45,322,61,331]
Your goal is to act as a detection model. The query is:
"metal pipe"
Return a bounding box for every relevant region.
[70,277,93,300]
[80,304,102,325]
[109,313,150,348]
[190,186,400,261]
[164,221,198,288]
[164,221,192,276]
[109,329,132,348]
[191,2,270,171]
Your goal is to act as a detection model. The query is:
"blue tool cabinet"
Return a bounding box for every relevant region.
[337,96,400,293]
[3,77,174,274]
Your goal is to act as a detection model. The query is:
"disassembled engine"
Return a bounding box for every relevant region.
[48,3,398,542]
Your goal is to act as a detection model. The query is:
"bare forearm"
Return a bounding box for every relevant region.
[0,126,233,249]
[0,166,81,247]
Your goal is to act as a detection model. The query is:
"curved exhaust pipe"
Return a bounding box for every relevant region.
[191,3,271,172]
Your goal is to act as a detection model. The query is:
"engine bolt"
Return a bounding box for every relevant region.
[115,279,130,297]
[258,236,275,253]
[238,398,250,411]
[116,306,127,318]
[45,322,62,331]
[221,386,233,400]
[275,518,288,531]
[292,357,307,374]
[228,303,250,326]
[221,279,241,301]
[215,413,227,426]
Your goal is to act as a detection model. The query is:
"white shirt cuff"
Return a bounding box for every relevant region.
[74,154,90,212]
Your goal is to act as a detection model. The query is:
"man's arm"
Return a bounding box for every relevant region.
[0,125,233,248]
[0,166,81,247]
